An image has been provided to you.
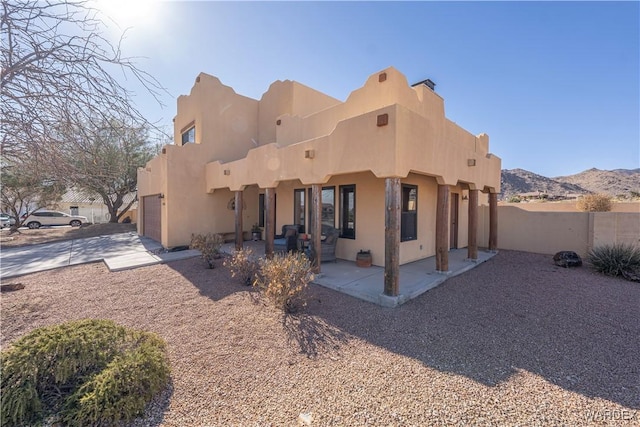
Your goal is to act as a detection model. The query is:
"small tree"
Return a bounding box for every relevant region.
[0,161,64,232]
[56,119,157,223]
[577,194,612,212]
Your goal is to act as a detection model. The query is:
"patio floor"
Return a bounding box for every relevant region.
[221,240,496,307]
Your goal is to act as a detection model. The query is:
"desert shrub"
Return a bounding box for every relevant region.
[1,319,170,427]
[577,193,612,212]
[587,243,640,278]
[254,252,314,313]
[507,195,521,203]
[190,232,224,268]
[224,247,257,285]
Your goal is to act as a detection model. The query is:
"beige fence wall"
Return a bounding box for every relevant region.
[479,206,640,256]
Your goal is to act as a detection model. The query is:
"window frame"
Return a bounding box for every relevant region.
[339,184,356,239]
[293,189,306,233]
[181,125,195,145]
[401,184,418,242]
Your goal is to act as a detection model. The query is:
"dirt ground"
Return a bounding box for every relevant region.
[1,250,638,426]
[0,223,136,248]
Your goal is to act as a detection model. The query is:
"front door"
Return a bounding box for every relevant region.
[450,193,459,249]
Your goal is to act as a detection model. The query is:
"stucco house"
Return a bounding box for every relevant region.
[137,67,501,296]
[56,188,137,224]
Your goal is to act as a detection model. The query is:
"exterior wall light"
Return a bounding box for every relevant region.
[158,194,165,199]
[224,169,231,176]
[304,149,315,159]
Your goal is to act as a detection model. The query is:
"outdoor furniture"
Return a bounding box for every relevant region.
[273,224,302,253]
[306,224,339,263]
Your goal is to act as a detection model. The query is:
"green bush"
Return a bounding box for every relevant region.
[1,319,170,427]
[506,195,521,203]
[190,233,224,268]
[224,247,258,285]
[577,193,612,212]
[254,252,314,313]
[587,243,640,278]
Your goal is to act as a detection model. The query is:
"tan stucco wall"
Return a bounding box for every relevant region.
[267,172,473,266]
[481,205,640,256]
[592,213,640,248]
[501,201,640,213]
[139,67,501,250]
[206,67,501,192]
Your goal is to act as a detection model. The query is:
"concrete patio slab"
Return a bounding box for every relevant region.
[220,241,496,307]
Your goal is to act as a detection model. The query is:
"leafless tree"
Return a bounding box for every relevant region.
[1,0,167,159]
[57,118,157,222]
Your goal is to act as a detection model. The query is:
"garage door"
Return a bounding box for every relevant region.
[143,195,162,243]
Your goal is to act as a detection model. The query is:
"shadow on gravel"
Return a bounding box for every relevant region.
[304,250,640,409]
[282,312,350,358]
[131,378,174,427]
[168,256,261,302]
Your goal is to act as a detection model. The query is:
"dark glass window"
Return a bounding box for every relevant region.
[401,184,417,241]
[258,193,265,228]
[181,126,195,145]
[321,186,335,227]
[339,185,355,239]
[294,189,306,233]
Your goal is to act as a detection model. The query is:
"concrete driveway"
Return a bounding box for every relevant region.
[0,232,199,279]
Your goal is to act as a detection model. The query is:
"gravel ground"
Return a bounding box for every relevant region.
[1,250,638,426]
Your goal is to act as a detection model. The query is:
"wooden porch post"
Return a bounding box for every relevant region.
[436,184,450,272]
[234,190,243,251]
[265,188,275,258]
[384,177,401,296]
[489,192,498,251]
[311,184,322,273]
[467,189,478,260]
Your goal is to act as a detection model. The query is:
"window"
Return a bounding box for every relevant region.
[258,194,265,228]
[306,186,335,230]
[294,189,306,233]
[339,185,355,239]
[321,186,335,227]
[401,185,417,241]
[181,126,195,145]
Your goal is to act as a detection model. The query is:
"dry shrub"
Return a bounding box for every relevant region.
[224,247,258,285]
[577,194,612,212]
[190,233,224,268]
[254,252,314,313]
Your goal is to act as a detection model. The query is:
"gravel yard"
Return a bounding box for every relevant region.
[1,250,638,426]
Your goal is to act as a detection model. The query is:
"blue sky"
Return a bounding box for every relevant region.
[105,1,639,177]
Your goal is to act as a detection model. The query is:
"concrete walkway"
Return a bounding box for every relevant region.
[0,232,200,279]
[221,241,496,307]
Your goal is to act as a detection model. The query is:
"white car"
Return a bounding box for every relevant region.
[1,213,16,228]
[21,210,87,229]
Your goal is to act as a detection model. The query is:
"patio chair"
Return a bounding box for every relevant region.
[273,224,301,253]
[306,224,339,263]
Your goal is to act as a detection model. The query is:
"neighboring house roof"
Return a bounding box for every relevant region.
[60,188,137,207]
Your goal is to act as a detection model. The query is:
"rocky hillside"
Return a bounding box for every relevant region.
[554,168,640,197]
[500,168,640,200]
[500,169,587,199]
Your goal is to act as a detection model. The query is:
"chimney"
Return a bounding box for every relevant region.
[411,78,436,91]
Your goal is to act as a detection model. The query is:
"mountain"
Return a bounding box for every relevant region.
[500,167,640,200]
[555,168,640,197]
[500,168,587,199]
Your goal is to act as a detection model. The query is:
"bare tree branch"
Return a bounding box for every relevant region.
[1,0,169,159]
